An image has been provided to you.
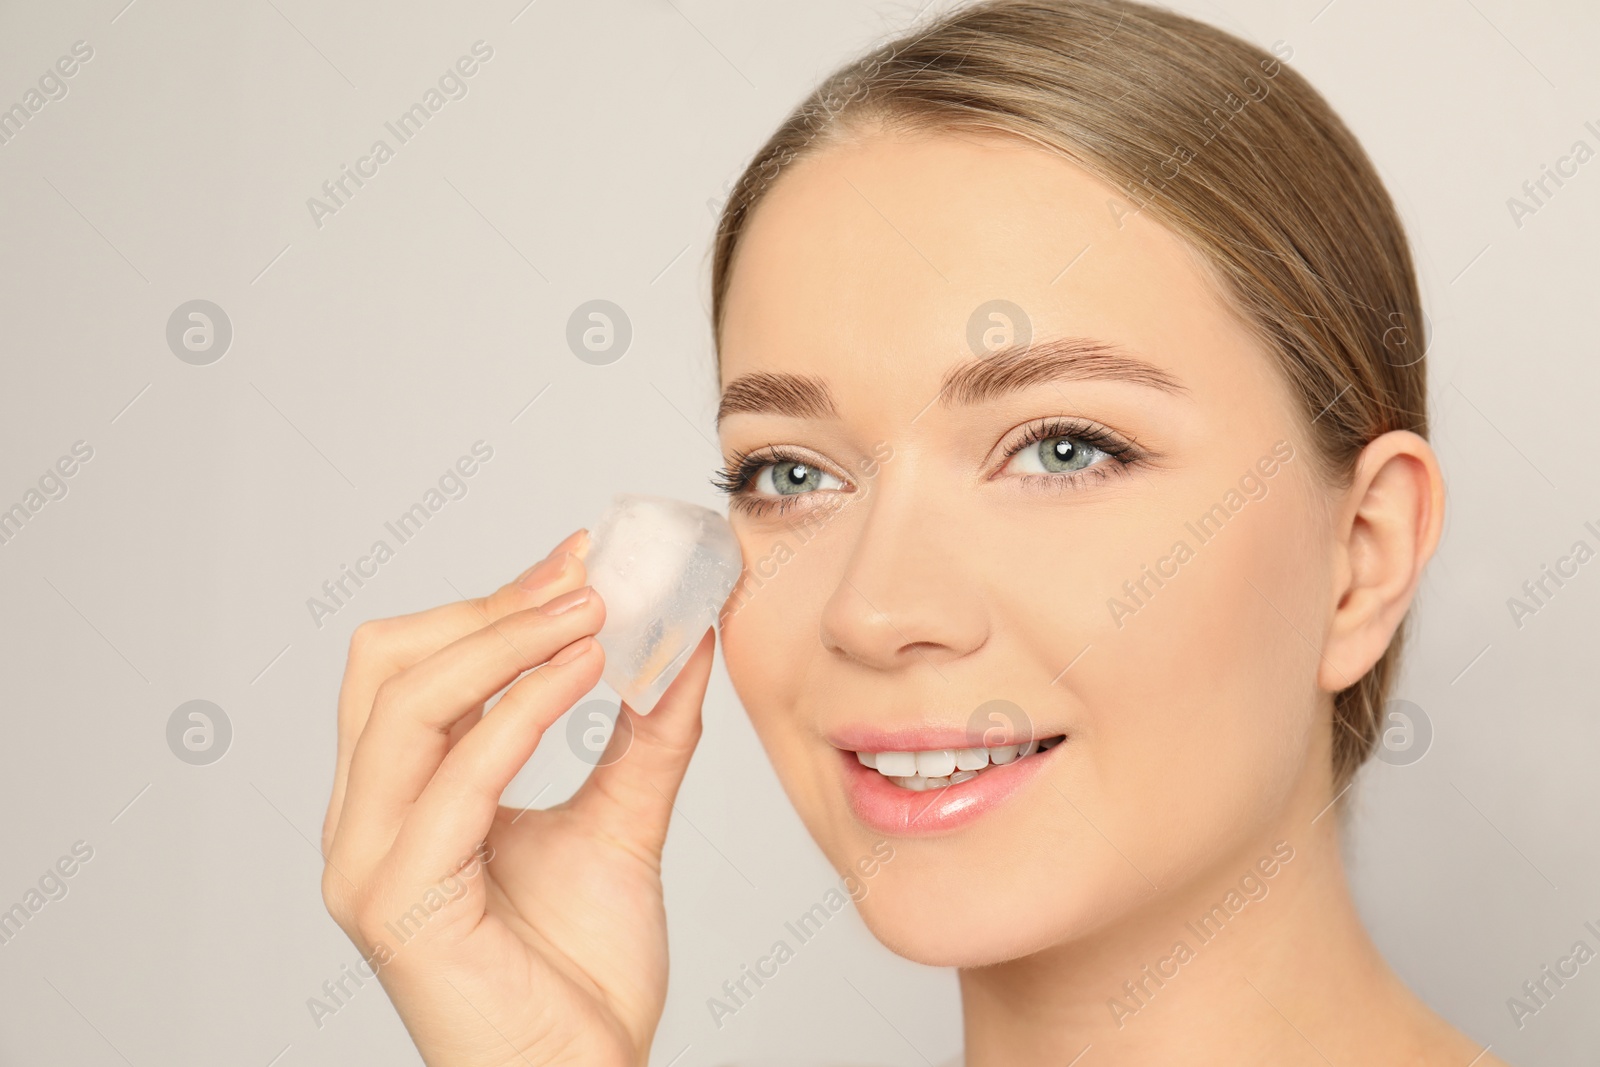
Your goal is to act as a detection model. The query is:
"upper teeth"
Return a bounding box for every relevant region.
[857,737,1064,789]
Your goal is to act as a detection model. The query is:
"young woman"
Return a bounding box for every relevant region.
[318,1,1502,1062]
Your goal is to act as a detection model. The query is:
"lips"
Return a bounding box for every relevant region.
[834,733,1065,836]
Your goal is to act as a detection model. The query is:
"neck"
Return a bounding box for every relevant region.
[957,783,1431,1065]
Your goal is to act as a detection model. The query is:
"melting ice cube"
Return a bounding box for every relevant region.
[584,494,743,714]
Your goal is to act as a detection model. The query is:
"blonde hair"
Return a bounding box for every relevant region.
[710,0,1427,790]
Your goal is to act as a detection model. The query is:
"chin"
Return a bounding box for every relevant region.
[808,795,1148,969]
[854,886,1056,968]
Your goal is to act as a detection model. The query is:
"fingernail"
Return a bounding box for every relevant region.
[553,528,589,557]
[549,635,594,665]
[518,552,572,592]
[539,586,591,616]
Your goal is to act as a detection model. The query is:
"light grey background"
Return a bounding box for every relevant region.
[0,0,1595,1064]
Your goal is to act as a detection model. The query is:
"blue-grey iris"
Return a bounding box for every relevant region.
[1039,437,1092,473]
[774,461,822,494]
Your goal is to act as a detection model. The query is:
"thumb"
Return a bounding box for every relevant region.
[568,627,716,856]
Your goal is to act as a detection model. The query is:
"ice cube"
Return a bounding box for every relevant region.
[583,494,743,714]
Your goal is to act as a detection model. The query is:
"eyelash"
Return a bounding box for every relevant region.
[710,445,823,517]
[997,417,1143,486]
[712,418,1144,517]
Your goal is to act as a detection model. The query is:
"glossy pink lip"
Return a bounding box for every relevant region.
[837,742,1062,836]
[828,724,1033,752]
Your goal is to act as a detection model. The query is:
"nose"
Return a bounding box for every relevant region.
[818,479,990,672]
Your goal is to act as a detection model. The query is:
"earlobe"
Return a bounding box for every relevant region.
[1318,430,1446,692]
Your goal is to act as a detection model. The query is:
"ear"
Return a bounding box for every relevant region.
[1319,430,1445,692]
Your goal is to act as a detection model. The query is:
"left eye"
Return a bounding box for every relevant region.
[754,459,844,496]
[1004,435,1107,476]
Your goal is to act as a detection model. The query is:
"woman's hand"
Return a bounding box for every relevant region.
[319,529,715,1067]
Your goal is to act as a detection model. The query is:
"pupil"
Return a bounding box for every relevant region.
[786,464,810,485]
[1052,439,1074,461]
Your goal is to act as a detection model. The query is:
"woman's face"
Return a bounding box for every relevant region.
[715,127,1339,966]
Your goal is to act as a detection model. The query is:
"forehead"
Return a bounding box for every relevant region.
[718,128,1267,409]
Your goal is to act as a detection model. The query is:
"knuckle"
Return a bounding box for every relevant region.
[369,673,411,718]
[352,898,394,950]
[347,618,391,663]
[321,866,355,926]
[352,910,381,948]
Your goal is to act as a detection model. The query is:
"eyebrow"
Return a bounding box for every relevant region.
[717,371,837,424]
[938,336,1188,406]
[715,336,1186,424]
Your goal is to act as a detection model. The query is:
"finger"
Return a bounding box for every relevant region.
[331,589,605,880]
[569,627,717,860]
[385,635,607,884]
[325,537,588,853]
[322,530,589,853]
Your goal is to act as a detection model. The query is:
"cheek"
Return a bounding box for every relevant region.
[720,520,875,863]
[719,520,838,748]
[1037,473,1330,882]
